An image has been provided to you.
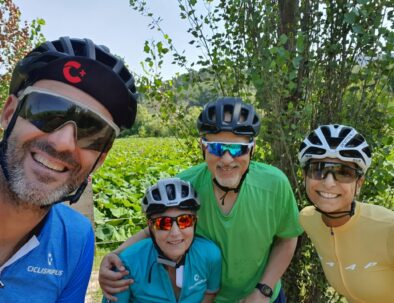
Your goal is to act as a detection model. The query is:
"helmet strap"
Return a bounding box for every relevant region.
[213,168,248,205]
[315,201,356,219]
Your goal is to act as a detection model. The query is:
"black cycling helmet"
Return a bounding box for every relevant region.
[197,97,260,137]
[9,36,137,129]
[142,178,200,218]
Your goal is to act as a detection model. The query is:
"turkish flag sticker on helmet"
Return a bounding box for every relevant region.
[63,60,86,84]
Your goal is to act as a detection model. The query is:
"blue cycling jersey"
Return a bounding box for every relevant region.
[111,236,222,303]
[0,204,94,303]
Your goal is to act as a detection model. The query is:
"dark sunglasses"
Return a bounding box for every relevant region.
[305,162,363,183]
[201,138,254,158]
[149,214,197,231]
[17,87,119,152]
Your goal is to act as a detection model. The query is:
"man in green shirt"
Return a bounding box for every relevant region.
[99,98,303,302]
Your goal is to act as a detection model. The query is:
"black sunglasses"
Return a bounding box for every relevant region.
[17,87,119,152]
[305,162,363,183]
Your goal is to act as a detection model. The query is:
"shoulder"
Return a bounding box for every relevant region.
[300,205,317,216]
[358,202,394,224]
[178,163,211,190]
[120,238,155,263]
[178,163,208,180]
[299,206,319,226]
[247,161,291,187]
[49,204,93,240]
[191,237,221,261]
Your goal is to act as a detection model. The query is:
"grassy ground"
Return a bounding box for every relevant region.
[85,249,110,303]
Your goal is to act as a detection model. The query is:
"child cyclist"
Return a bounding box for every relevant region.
[298,124,394,303]
[103,177,222,303]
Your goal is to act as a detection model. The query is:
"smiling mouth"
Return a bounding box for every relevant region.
[168,239,184,245]
[318,191,340,199]
[32,153,68,172]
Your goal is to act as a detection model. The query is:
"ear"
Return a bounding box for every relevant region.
[356,176,365,195]
[0,95,18,129]
[251,138,257,155]
[199,137,206,160]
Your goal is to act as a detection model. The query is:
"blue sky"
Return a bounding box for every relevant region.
[14,0,202,79]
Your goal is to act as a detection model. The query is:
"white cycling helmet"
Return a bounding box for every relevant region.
[298,124,372,174]
[142,178,200,217]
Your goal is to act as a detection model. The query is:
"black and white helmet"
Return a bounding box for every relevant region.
[298,124,372,174]
[142,178,200,217]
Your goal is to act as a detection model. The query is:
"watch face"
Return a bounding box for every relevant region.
[256,283,273,297]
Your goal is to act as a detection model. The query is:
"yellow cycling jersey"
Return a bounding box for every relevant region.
[300,202,394,303]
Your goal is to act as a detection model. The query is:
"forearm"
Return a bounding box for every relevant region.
[259,237,298,288]
[112,227,149,254]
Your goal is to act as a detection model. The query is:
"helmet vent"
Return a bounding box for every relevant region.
[346,134,364,147]
[152,188,161,201]
[307,133,322,145]
[339,150,363,160]
[328,137,342,149]
[338,127,351,138]
[223,105,234,123]
[305,147,326,155]
[181,185,190,198]
[362,146,372,157]
[165,184,176,200]
[207,107,215,122]
[142,197,148,206]
[240,108,248,123]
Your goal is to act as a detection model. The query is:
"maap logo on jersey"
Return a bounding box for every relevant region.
[63,60,87,84]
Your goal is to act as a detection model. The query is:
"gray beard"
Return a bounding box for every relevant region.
[4,137,85,207]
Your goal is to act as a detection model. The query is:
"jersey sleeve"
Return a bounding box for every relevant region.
[56,226,95,303]
[205,242,222,293]
[276,174,304,238]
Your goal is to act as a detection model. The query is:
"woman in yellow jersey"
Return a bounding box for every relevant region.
[298,124,394,303]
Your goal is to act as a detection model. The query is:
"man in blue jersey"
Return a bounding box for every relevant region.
[0,37,137,302]
[100,98,303,302]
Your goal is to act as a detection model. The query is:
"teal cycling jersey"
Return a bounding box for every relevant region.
[110,236,221,303]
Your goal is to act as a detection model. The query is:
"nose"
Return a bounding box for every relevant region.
[46,122,77,152]
[220,151,234,163]
[322,171,337,187]
[169,222,182,235]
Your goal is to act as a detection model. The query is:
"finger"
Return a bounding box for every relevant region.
[110,254,126,272]
[101,282,132,294]
[102,290,118,302]
[99,268,129,281]
[99,277,133,291]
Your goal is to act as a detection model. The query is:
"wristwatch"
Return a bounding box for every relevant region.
[255,283,273,298]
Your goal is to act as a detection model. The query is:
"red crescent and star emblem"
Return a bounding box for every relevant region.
[62,60,87,84]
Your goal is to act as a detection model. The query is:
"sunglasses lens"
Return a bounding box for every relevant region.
[177,214,195,229]
[18,92,116,152]
[206,142,249,158]
[151,214,196,231]
[156,217,174,231]
[307,162,360,183]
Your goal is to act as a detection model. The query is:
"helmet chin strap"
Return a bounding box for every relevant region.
[213,171,247,205]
